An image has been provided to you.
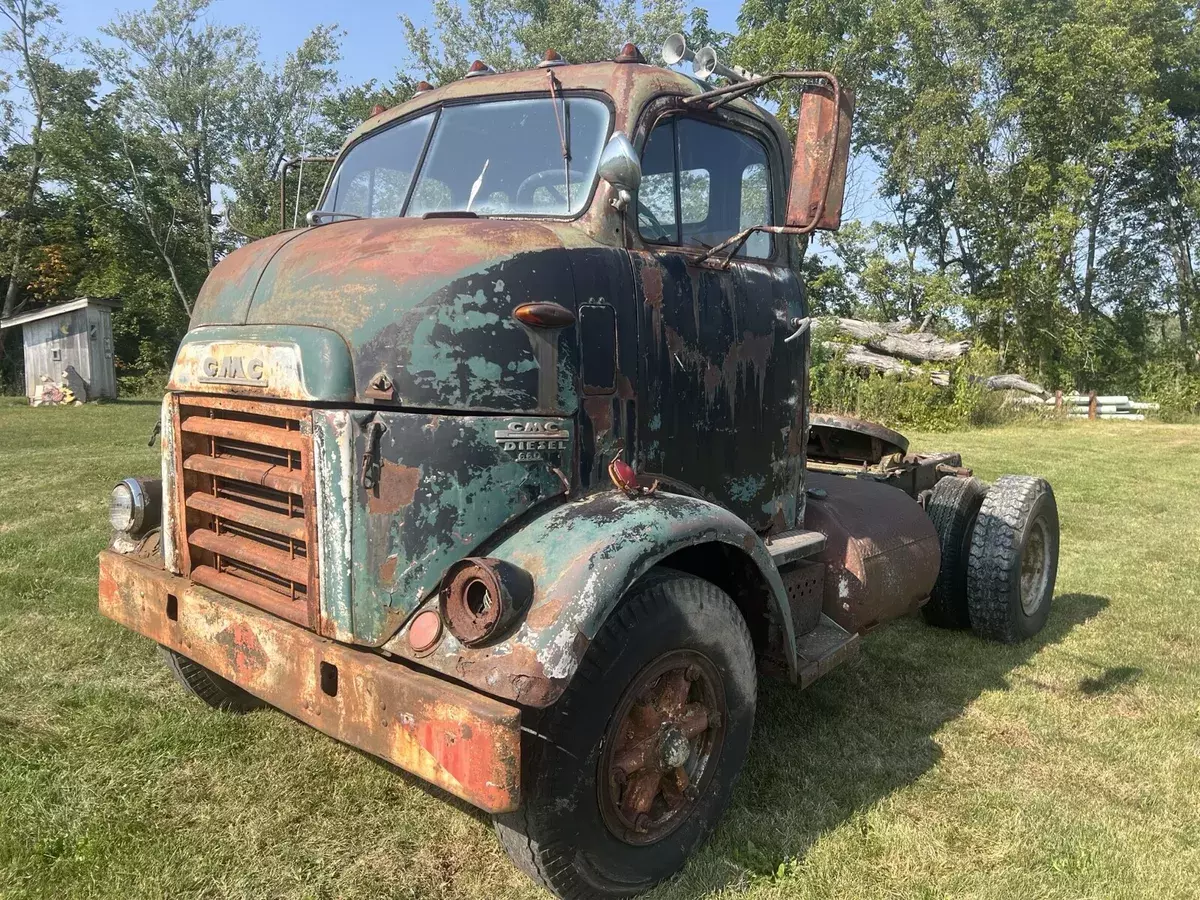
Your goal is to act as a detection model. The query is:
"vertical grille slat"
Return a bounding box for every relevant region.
[173,396,319,630]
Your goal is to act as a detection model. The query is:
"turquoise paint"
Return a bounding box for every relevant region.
[727,474,766,503]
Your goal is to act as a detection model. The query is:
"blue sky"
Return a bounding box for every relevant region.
[59,0,744,86]
[54,0,880,231]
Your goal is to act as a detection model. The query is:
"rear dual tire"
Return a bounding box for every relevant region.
[925,475,1059,643]
[967,475,1059,642]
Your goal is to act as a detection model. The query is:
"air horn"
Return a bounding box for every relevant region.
[661,33,761,84]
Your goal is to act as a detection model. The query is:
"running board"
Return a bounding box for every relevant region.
[795,614,859,689]
[764,528,826,566]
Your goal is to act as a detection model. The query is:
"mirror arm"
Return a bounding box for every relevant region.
[693,222,819,268]
[279,155,337,231]
[681,70,838,113]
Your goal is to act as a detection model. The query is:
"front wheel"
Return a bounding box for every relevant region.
[159,647,264,713]
[495,568,756,898]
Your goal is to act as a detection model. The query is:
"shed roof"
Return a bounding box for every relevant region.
[0,297,121,331]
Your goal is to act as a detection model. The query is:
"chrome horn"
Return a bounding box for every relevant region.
[662,33,761,83]
[692,46,761,84]
[661,32,694,66]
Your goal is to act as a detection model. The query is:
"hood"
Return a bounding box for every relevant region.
[189,217,584,414]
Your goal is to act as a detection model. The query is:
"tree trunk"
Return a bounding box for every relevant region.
[816,317,970,362]
[824,342,915,378]
[1080,170,1108,325]
[1,126,41,319]
[979,374,1047,397]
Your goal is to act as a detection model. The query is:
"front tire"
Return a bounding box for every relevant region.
[967,476,1060,642]
[159,647,264,713]
[495,568,756,899]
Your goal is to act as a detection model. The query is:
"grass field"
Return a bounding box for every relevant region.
[1,398,1198,899]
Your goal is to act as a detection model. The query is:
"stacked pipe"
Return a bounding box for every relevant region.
[1014,392,1159,420]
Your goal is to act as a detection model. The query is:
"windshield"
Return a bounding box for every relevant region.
[320,96,611,219]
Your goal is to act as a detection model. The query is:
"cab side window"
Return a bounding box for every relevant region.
[637,117,774,259]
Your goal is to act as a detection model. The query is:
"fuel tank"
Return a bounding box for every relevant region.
[803,471,940,633]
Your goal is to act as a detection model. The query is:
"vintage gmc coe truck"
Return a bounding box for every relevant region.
[99,38,1060,899]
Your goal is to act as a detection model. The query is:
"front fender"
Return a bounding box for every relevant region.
[384,491,795,706]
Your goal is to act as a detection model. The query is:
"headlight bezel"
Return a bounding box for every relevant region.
[109,477,162,539]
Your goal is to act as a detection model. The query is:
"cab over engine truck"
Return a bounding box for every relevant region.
[99,38,1060,899]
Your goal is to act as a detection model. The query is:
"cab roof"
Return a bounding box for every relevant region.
[342,59,783,151]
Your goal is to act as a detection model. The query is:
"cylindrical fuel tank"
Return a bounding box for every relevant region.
[803,471,941,633]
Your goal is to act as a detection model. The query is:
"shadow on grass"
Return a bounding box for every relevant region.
[672,591,1110,892]
[336,594,1109,892]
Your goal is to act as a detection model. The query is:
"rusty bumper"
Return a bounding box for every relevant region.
[98,550,521,813]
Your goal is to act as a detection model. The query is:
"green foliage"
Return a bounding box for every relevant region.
[400,0,689,80]
[810,339,1020,431]
[1138,360,1200,422]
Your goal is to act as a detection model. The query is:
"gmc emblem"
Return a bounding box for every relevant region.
[199,355,267,386]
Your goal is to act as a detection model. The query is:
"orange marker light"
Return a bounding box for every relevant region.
[513,302,576,328]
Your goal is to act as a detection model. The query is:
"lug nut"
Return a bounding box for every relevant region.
[634,813,652,833]
[685,665,701,682]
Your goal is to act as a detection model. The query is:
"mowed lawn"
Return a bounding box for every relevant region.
[1,398,1198,900]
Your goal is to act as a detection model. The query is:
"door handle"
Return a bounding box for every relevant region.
[784,317,812,343]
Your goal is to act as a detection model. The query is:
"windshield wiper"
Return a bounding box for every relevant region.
[547,69,572,209]
[306,209,363,225]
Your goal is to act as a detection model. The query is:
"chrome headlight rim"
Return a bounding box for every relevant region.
[109,477,159,537]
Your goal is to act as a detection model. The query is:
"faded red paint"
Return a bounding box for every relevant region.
[98,550,522,813]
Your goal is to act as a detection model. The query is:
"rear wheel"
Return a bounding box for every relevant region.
[967,476,1059,642]
[159,647,264,713]
[495,568,756,899]
[922,476,987,629]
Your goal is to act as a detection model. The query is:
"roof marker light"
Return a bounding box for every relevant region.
[465,59,495,77]
[415,80,433,94]
[536,48,567,68]
[369,104,387,117]
[615,42,646,63]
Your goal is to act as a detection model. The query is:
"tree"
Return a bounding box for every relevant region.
[86,0,253,312]
[401,0,689,82]
[0,0,59,319]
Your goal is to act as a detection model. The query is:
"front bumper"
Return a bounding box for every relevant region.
[98,550,521,813]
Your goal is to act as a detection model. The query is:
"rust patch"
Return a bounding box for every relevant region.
[367,461,421,515]
[217,621,268,677]
[97,550,522,813]
[524,593,565,630]
[380,554,399,584]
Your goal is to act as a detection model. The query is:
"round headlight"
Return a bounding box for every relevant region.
[109,482,136,533]
[108,477,161,538]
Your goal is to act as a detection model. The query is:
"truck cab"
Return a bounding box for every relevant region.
[100,42,1059,900]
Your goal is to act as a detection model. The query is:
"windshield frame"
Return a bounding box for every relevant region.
[317,89,617,224]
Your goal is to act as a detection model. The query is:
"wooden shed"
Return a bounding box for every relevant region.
[0,297,120,402]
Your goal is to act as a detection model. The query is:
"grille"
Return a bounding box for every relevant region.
[171,395,320,629]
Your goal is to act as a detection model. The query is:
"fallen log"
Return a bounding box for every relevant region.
[817,317,971,362]
[824,342,914,378]
[977,374,1048,398]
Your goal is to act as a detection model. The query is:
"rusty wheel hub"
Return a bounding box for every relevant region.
[598,650,726,845]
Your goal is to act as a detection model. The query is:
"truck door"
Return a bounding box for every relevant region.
[631,108,804,531]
